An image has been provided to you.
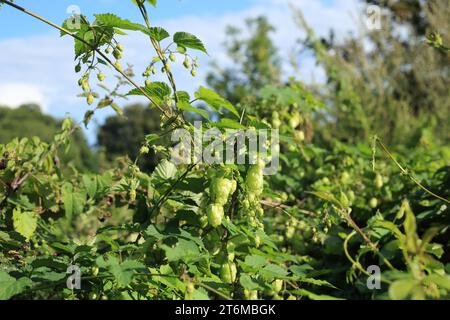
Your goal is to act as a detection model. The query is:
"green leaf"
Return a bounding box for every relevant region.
[194,86,239,117]
[177,101,209,120]
[426,274,450,291]
[148,27,170,41]
[259,264,289,280]
[244,255,267,269]
[293,289,344,300]
[389,279,416,300]
[212,118,245,130]
[94,14,145,32]
[126,82,171,106]
[191,287,210,300]
[308,191,341,207]
[297,277,337,289]
[161,239,201,262]
[98,256,145,288]
[176,91,191,103]
[153,159,178,181]
[173,32,208,54]
[82,175,98,199]
[0,271,32,300]
[61,182,86,219]
[12,208,37,241]
[240,274,262,290]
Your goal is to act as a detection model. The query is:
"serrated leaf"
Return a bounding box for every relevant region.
[308,190,341,207]
[94,13,145,32]
[293,288,344,300]
[259,264,288,280]
[12,208,37,241]
[127,82,171,107]
[240,274,262,290]
[161,239,200,262]
[173,32,207,54]
[177,101,209,120]
[389,279,416,300]
[153,159,177,181]
[244,255,267,269]
[176,91,190,103]
[61,182,86,220]
[0,271,32,300]
[148,27,169,41]
[194,86,239,117]
[212,118,245,130]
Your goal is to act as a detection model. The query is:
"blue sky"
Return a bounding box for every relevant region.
[0,0,258,38]
[0,0,360,145]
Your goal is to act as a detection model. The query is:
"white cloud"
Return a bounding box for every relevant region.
[0,83,48,110]
[0,0,361,142]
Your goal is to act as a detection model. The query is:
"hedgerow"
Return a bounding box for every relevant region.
[0,0,449,300]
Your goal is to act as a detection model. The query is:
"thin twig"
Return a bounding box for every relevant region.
[0,0,171,118]
[376,138,450,204]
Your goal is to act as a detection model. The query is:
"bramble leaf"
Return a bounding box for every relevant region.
[12,208,37,241]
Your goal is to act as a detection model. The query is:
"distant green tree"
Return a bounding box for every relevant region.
[0,104,98,171]
[207,16,281,105]
[97,104,161,172]
[294,0,450,145]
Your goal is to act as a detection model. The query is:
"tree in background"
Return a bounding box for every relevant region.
[0,104,98,171]
[207,16,282,106]
[294,0,450,146]
[97,104,161,172]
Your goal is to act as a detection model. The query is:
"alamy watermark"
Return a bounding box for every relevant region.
[66,265,81,290]
[170,121,280,175]
[365,5,382,31]
[366,265,381,290]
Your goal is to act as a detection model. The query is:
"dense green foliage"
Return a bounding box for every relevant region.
[0,105,98,171]
[0,0,449,301]
[97,104,161,172]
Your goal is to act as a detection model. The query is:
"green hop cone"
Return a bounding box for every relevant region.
[183,59,191,69]
[97,72,105,82]
[87,93,94,105]
[369,197,378,208]
[294,130,305,143]
[273,279,283,293]
[375,173,384,189]
[210,178,234,206]
[140,146,150,154]
[113,49,122,60]
[81,78,90,92]
[245,165,264,196]
[220,262,237,284]
[244,290,258,300]
[91,266,99,277]
[207,204,224,228]
[339,191,350,208]
[289,112,302,129]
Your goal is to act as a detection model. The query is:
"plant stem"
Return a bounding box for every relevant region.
[0,0,171,119]
[376,138,450,204]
